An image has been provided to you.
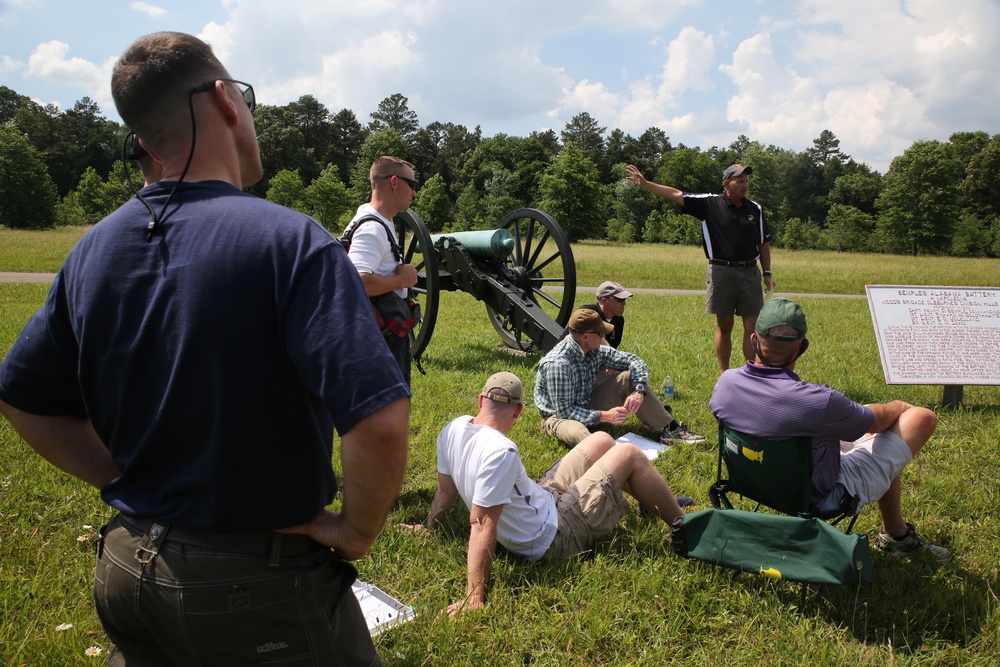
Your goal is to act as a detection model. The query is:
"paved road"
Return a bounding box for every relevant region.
[582,286,866,299]
[0,272,866,299]
[0,272,57,283]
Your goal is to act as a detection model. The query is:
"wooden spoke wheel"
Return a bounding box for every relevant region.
[486,208,576,352]
[395,210,439,363]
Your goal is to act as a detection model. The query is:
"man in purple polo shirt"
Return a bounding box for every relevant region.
[709,298,950,561]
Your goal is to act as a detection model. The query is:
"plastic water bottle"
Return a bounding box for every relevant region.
[662,376,674,403]
[764,285,774,301]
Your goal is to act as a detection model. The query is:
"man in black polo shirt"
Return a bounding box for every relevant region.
[627,163,774,371]
[580,281,632,386]
[583,280,631,350]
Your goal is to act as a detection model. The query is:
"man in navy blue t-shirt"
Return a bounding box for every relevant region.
[0,32,409,665]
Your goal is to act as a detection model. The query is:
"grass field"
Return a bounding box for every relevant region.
[0,227,93,273]
[4,227,1000,295]
[1,233,999,665]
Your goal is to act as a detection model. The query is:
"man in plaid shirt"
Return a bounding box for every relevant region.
[534,309,705,447]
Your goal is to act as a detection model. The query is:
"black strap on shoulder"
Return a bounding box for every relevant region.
[340,214,403,263]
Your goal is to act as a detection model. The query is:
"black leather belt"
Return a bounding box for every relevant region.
[708,259,756,269]
[119,515,323,558]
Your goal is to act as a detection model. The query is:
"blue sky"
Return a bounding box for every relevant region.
[2,0,998,173]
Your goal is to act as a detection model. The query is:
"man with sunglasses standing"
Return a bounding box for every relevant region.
[342,156,420,385]
[0,32,408,665]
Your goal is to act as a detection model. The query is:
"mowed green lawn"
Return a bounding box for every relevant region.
[1,233,999,665]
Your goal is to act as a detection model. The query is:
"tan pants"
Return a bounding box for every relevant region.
[541,371,672,446]
[539,444,632,560]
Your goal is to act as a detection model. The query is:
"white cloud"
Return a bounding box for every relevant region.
[196,0,576,132]
[720,32,826,149]
[564,0,698,32]
[26,40,104,88]
[659,26,715,98]
[556,80,623,129]
[2,0,998,173]
[129,2,167,19]
[312,29,422,108]
[0,55,24,80]
[664,108,743,150]
[558,25,716,140]
[768,0,1000,169]
[21,40,115,113]
[1,0,41,13]
[616,79,662,130]
[188,0,707,137]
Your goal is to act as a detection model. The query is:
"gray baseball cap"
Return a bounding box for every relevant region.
[723,163,752,183]
[596,281,633,299]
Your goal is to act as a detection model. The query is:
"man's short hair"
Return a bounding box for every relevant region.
[481,372,523,404]
[755,297,808,340]
[370,156,414,188]
[112,32,227,141]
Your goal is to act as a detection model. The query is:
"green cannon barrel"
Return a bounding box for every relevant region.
[427,229,515,259]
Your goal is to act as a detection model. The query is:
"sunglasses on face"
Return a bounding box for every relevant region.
[190,78,256,114]
[383,174,418,191]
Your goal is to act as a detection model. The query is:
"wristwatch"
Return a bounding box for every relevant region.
[763,270,773,277]
[633,384,646,395]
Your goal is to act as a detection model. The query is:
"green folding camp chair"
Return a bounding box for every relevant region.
[710,422,860,529]
[672,421,873,585]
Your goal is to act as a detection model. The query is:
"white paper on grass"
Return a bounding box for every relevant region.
[352,580,415,636]
[615,432,668,460]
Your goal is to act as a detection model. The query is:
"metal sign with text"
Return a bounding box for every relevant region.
[865,285,1000,385]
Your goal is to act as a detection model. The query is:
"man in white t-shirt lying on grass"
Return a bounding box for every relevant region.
[403,371,691,615]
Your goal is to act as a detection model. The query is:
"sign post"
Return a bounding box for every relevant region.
[865,285,1000,409]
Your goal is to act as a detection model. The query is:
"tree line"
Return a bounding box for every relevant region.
[2,85,999,257]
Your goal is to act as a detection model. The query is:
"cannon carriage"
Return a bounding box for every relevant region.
[387,208,577,365]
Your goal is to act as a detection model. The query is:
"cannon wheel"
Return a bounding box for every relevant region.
[487,208,576,352]
[395,210,439,363]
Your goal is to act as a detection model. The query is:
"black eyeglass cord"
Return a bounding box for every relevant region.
[122,91,201,243]
[121,132,159,236]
